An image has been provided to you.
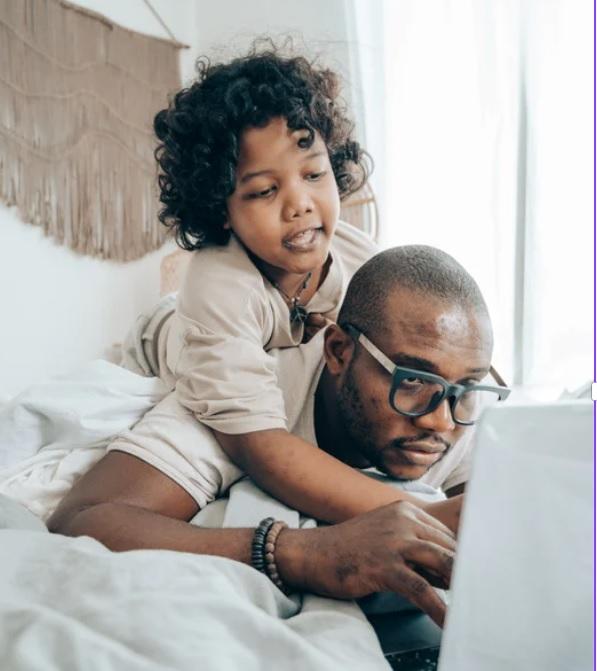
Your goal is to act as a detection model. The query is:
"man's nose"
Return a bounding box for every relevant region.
[282,183,313,220]
[412,398,456,433]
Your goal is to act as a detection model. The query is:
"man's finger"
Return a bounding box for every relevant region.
[416,520,457,553]
[414,566,451,591]
[402,539,454,585]
[390,564,447,628]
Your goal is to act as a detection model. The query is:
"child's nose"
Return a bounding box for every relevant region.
[283,185,313,220]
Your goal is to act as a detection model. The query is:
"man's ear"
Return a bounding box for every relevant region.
[323,324,355,375]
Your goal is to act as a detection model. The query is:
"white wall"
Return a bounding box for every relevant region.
[1,0,356,398]
[0,0,198,399]
[186,1,361,146]
[188,0,352,84]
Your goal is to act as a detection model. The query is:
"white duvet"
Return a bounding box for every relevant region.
[0,360,389,670]
[0,529,386,670]
[0,360,168,520]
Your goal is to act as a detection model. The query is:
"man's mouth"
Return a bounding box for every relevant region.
[394,440,448,467]
[283,226,323,250]
[402,441,446,454]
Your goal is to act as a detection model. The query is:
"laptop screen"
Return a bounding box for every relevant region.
[438,400,592,671]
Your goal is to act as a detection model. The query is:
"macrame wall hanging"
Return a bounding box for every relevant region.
[0,0,185,261]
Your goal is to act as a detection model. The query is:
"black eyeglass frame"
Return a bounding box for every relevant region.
[343,323,511,426]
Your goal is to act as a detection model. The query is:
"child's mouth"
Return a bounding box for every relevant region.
[283,227,322,250]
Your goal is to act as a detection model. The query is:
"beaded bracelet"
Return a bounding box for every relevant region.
[263,520,289,594]
[251,517,290,595]
[251,517,275,574]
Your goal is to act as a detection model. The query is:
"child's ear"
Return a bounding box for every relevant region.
[222,220,231,230]
[323,324,355,375]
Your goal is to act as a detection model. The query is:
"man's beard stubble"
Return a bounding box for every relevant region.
[336,362,390,474]
[336,363,451,480]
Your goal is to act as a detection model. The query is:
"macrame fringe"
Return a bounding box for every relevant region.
[0,0,183,261]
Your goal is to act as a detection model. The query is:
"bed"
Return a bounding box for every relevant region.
[0,359,390,670]
[0,181,398,669]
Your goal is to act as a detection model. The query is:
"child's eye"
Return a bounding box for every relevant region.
[246,186,277,200]
[306,171,326,181]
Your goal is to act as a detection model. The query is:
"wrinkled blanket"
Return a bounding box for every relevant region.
[0,360,389,669]
[0,360,167,520]
[0,525,387,670]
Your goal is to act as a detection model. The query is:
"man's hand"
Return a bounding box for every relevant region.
[423,495,464,536]
[277,501,455,627]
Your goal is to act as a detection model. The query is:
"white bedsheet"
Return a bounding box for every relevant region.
[0,528,387,670]
[0,360,389,669]
[0,360,168,520]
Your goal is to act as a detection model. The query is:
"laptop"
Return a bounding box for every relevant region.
[368,399,592,671]
[367,609,442,670]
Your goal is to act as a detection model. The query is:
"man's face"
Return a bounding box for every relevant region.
[333,288,493,481]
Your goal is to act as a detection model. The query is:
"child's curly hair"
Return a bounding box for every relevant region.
[154,41,371,250]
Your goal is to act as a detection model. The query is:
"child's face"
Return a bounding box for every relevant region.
[226,117,340,278]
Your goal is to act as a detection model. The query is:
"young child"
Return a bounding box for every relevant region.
[132,43,430,524]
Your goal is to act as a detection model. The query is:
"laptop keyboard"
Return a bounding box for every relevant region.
[385,646,440,671]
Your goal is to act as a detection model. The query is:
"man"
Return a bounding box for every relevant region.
[48,245,508,627]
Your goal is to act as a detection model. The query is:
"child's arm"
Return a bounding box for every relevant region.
[214,428,449,526]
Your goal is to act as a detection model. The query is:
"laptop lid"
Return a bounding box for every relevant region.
[438,399,592,671]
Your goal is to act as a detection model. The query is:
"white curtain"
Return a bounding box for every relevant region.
[350,0,592,393]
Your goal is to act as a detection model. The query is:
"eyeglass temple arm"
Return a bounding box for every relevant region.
[348,323,509,389]
[489,365,508,387]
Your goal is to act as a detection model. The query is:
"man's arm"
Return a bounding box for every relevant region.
[48,451,455,627]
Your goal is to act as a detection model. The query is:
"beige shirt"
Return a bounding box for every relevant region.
[158,221,378,435]
[112,330,473,509]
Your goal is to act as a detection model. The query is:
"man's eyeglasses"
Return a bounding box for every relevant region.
[343,324,511,426]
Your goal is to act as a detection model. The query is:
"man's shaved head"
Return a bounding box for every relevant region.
[325,244,494,482]
[337,245,490,337]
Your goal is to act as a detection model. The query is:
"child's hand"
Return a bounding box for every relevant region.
[303,313,332,343]
[423,495,464,536]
